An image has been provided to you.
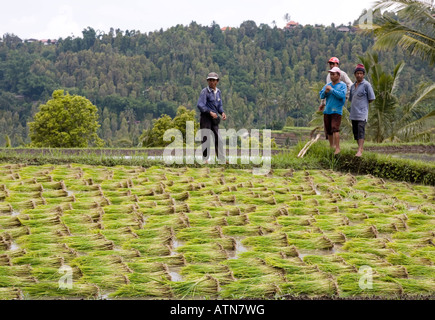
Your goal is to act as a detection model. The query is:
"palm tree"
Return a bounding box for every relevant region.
[360,52,435,142]
[370,0,435,65]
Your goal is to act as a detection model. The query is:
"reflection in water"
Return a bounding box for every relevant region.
[228,238,248,259]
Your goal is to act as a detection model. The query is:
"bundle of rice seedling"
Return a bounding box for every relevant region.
[171,275,220,298]
[176,226,223,241]
[81,274,130,289]
[339,224,379,239]
[24,282,100,299]
[376,265,409,278]
[170,191,190,202]
[128,270,171,283]
[5,248,27,259]
[337,252,392,268]
[0,203,13,214]
[241,232,289,248]
[144,253,187,267]
[109,282,172,298]
[223,257,278,279]
[302,255,357,276]
[0,216,23,228]
[386,238,435,255]
[261,255,311,275]
[12,254,65,268]
[177,243,229,263]
[394,278,435,296]
[323,232,347,245]
[219,275,281,299]
[277,215,316,227]
[0,254,12,266]
[225,214,250,226]
[222,226,264,237]
[337,273,403,298]
[124,242,172,257]
[0,287,23,300]
[287,234,334,250]
[280,277,338,297]
[185,237,236,251]
[0,265,33,278]
[64,234,115,252]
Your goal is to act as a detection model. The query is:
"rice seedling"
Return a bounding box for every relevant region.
[222,226,265,237]
[23,282,100,299]
[176,243,229,263]
[337,252,392,268]
[170,275,220,298]
[337,273,403,298]
[128,270,171,283]
[219,274,282,299]
[176,226,224,241]
[342,238,395,258]
[280,277,338,297]
[0,265,33,279]
[109,282,172,298]
[302,255,357,275]
[338,224,379,239]
[0,287,24,300]
[0,163,433,299]
[179,264,234,284]
[222,257,279,279]
[63,234,115,252]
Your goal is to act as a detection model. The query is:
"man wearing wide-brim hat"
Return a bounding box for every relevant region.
[197,72,227,163]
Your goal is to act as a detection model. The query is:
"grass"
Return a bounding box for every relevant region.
[0,161,434,300]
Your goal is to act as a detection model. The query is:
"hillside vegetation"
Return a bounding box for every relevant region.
[0,17,434,147]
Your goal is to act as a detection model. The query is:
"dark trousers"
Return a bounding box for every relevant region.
[200,113,225,161]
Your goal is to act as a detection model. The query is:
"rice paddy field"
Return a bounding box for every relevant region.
[0,162,434,300]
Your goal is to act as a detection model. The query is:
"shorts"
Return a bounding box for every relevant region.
[323,113,342,137]
[352,120,366,140]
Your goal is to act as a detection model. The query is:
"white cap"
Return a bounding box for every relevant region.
[328,67,341,74]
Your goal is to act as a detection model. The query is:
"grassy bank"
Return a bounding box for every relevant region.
[0,142,434,185]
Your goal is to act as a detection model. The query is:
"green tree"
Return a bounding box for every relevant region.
[4,134,11,147]
[139,106,199,147]
[28,90,103,147]
[139,114,173,147]
[370,0,435,65]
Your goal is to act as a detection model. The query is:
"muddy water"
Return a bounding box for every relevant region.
[228,237,249,259]
[168,238,185,281]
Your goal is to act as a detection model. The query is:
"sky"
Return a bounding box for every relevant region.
[1,0,377,40]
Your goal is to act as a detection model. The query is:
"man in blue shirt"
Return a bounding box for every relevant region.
[197,72,227,163]
[319,67,347,155]
[349,64,375,157]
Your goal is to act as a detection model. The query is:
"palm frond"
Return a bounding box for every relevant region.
[370,0,435,64]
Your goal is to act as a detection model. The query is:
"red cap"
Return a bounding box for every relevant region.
[328,57,340,64]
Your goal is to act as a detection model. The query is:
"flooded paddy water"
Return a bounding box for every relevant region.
[0,163,434,300]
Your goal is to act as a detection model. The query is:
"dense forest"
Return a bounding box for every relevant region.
[0,14,434,147]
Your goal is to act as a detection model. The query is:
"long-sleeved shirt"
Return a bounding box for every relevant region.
[197,86,224,115]
[319,81,347,115]
[321,70,353,105]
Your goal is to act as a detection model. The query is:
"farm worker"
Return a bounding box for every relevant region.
[319,67,347,155]
[349,63,375,157]
[319,57,353,111]
[197,72,227,164]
